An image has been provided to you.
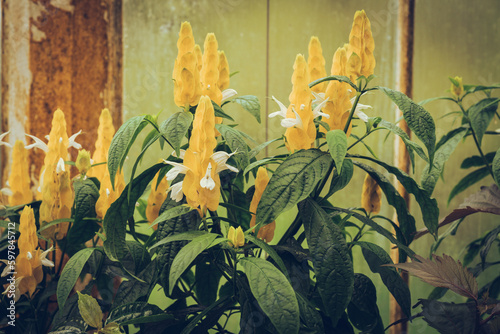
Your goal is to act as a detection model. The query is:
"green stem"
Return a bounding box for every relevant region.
[343,92,363,133]
[313,162,334,200]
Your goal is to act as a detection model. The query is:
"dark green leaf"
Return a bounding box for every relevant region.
[493,148,500,187]
[296,293,324,333]
[103,163,163,262]
[169,233,218,295]
[159,111,193,157]
[243,157,281,175]
[323,159,353,201]
[113,260,158,308]
[347,274,384,333]
[256,149,332,228]
[216,124,250,170]
[240,257,300,334]
[355,241,411,318]
[299,199,353,327]
[448,167,490,203]
[106,302,169,326]
[468,97,499,146]
[421,127,468,195]
[351,154,439,238]
[245,234,290,281]
[418,299,477,334]
[378,87,436,166]
[108,115,151,189]
[149,205,195,229]
[249,138,280,160]
[231,95,261,123]
[57,248,96,311]
[326,130,347,174]
[461,152,496,169]
[353,161,416,245]
[480,225,500,266]
[212,102,235,121]
[194,255,223,306]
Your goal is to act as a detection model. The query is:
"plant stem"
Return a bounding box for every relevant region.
[343,92,363,133]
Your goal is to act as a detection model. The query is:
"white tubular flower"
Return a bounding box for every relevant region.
[163,160,190,181]
[350,96,372,123]
[68,130,83,149]
[311,91,326,105]
[0,188,13,197]
[268,96,288,118]
[212,151,238,174]
[222,88,238,101]
[56,158,66,173]
[200,163,216,190]
[171,149,186,160]
[38,169,46,193]
[0,132,12,148]
[312,98,330,119]
[105,188,111,197]
[281,107,304,129]
[25,134,49,152]
[40,246,55,267]
[169,181,184,202]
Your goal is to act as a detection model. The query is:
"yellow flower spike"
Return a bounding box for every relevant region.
[95,167,125,219]
[194,44,203,72]
[146,167,170,226]
[18,206,37,255]
[361,174,382,214]
[8,140,33,206]
[75,149,92,176]
[249,167,275,243]
[182,96,220,215]
[284,54,316,152]
[201,33,223,106]
[228,226,245,248]
[39,109,74,239]
[451,76,464,98]
[322,47,353,135]
[348,10,376,78]
[173,22,201,108]
[88,108,115,182]
[218,51,230,91]
[307,36,327,94]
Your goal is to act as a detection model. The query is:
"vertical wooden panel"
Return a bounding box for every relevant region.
[1,0,122,186]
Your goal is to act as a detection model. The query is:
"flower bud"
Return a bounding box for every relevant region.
[75,149,92,175]
[228,226,245,248]
[450,76,464,98]
[361,174,382,214]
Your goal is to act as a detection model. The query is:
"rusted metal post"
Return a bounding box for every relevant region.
[1,0,122,186]
[391,0,415,333]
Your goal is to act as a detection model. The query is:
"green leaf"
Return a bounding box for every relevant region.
[112,260,158,308]
[106,302,169,326]
[323,159,353,200]
[351,154,439,238]
[422,127,468,194]
[326,130,347,174]
[309,75,357,91]
[159,111,193,157]
[493,147,500,187]
[66,179,100,255]
[461,152,496,169]
[353,161,416,245]
[378,87,436,166]
[77,292,102,330]
[212,102,235,121]
[103,163,163,262]
[194,255,223,306]
[248,138,280,160]
[256,149,332,228]
[168,233,218,295]
[150,230,207,250]
[448,167,490,203]
[245,234,290,281]
[355,241,411,318]
[180,296,232,334]
[239,257,300,334]
[347,274,384,333]
[57,248,96,311]
[149,205,195,229]
[468,97,499,146]
[417,300,477,334]
[108,115,151,189]
[243,157,281,175]
[296,293,324,333]
[216,123,250,170]
[299,198,353,326]
[230,95,261,123]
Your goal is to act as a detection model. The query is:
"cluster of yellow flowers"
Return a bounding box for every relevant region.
[270,10,376,152]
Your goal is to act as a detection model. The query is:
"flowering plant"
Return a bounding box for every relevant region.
[0,10,499,334]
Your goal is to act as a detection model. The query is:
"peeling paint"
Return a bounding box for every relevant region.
[31,25,47,42]
[49,0,75,13]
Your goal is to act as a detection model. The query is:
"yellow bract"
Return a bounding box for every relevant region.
[87,108,115,182]
[228,226,245,248]
[285,54,316,152]
[361,174,382,214]
[201,33,223,106]
[348,10,376,78]
[39,109,73,240]
[8,140,33,206]
[218,50,230,91]
[146,168,169,226]
[173,22,202,108]
[451,76,464,98]
[182,96,220,215]
[95,168,125,219]
[322,46,353,135]
[307,36,327,94]
[249,167,275,243]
